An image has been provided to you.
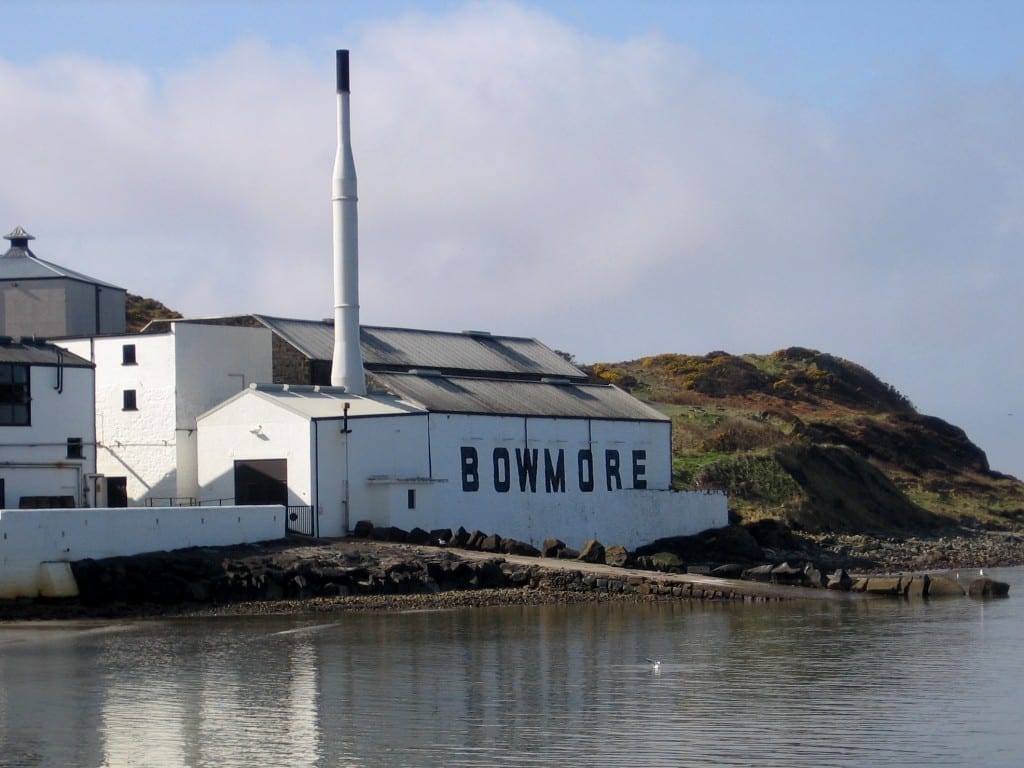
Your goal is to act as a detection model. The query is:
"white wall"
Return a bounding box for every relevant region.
[314,412,431,536]
[0,504,284,598]
[59,324,272,505]
[61,333,179,503]
[0,364,95,507]
[197,394,315,507]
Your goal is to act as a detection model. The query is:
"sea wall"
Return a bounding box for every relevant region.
[0,505,284,599]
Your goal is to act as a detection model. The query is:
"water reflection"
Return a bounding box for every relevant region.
[1,568,1021,768]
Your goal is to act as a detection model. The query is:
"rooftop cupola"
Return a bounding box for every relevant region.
[3,226,35,256]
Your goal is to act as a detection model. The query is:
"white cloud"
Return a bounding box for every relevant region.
[1,2,1021,475]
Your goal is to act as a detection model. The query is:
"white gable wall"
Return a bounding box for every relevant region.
[198,393,315,507]
[59,324,272,505]
[0,364,95,507]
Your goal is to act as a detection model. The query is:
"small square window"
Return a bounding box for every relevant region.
[122,344,137,365]
[66,437,84,459]
[123,389,138,411]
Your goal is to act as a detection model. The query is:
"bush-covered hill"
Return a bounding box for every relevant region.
[588,348,1024,534]
[126,293,183,332]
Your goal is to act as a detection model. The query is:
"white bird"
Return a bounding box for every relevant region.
[645,658,661,670]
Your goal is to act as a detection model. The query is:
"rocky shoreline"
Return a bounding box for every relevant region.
[1,523,1018,621]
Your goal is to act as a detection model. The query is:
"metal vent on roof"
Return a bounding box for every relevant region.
[461,330,492,337]
[409,368,444,377]
[540,377,573,385]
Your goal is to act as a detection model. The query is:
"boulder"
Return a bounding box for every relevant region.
[503,539,541,557]
[465,530,488,550]
[802,563,826,588]
[649,552,684,573]
[352,520,374,538]
[578,540,605,564]
[430,528,453,545]
[925,575,966,597]
[542,538,566,558]
[406,527,432,545]
[968,577,1010,598]
[742,564,774,582]
[769,562,805,586]
[852,576,904,596]
[451,527,471,548]
[826,569,852,591]
[711,563,746,579]
[480,534,503,553]
[604,545,631,568]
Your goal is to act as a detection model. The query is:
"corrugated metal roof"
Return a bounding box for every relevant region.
[0,338,93,367]
[0,246,126,290]
[204,383,426,421]
[372,372,668,421]
[252,315,587,380]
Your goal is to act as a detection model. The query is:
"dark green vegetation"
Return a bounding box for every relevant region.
[588,348,1024,534]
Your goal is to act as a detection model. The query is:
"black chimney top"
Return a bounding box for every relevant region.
[337,50,349,93]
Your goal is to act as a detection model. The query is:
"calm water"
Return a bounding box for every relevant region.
[1,568,1021,768]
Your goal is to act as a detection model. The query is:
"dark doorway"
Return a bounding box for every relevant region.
[234,459,288,506]
[107,477,128,508]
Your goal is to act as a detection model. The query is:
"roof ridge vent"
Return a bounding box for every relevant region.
[409,368,443,377]
[541,376,573,385]
[461,329,492,337]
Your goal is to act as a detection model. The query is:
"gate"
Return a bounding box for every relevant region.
[286,505,316,537]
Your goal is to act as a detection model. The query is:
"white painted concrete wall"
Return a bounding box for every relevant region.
[198,394,315,506]
[59,324,272,505]
[0,364,96,507]
[0,504,284,598]
[314,413,431,536]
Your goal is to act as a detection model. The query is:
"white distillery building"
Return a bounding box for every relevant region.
[196,328,727,549]
[0,337,96,509]
[0,227,126,338]
[57,322,272,506]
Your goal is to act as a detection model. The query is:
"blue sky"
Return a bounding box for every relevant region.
[2,0,1022,477]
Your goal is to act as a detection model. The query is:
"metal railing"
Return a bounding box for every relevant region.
[286,505,316,537]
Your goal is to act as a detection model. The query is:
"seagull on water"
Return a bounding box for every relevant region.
[645,658,661,670]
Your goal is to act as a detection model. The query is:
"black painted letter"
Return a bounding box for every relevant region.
[632,449,647,489]
[605,450,622,491]
[461,446,479,492]
[516,448,539,492]
[544,449,566,493]
[578,449,594,492]
[493,447,511,493]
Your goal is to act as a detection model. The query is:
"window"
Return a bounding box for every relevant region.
[66,437,84,459]
[122,344,137,365]
[0,363,30,426]
[123,389,138,411]
[407,489,416,509]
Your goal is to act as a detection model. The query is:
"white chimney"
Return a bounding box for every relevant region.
[330,49,366,394]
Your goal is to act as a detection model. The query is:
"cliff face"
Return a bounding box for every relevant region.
[588,348,1024,533]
